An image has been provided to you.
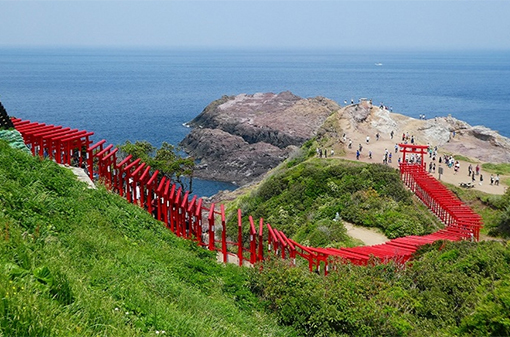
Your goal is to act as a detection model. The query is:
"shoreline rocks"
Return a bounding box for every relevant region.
[180,91,339,185]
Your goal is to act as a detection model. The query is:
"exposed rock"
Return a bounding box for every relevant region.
[332,103,510,163]
[180,92,339,185]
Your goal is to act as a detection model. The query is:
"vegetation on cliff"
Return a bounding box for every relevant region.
[446,183,510,238]
[118,140,195,192]
[226,141,443,247]
[2,140,510,337]
[250,240,510,337]
[0,141,294,336]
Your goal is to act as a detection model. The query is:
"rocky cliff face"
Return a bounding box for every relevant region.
[180,92,339,185]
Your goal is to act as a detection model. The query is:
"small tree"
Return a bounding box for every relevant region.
[118,140,195,193]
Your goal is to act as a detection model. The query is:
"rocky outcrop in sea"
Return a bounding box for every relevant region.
[180,91,339,185]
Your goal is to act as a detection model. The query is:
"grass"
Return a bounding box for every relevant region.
[444,182,505,236]
[225,156,444,246]
[0,140,297,337]
[453,154,478,163]
[482,162,510,175]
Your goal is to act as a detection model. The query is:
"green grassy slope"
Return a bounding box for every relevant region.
[226,155,443,248]
[251,240,510,337]
[0,141,297,336]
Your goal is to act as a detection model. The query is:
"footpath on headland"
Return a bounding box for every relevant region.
[334,129,507,196]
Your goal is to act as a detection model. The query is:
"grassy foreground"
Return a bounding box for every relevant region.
[2,139,510,337]
[0,141,296,336]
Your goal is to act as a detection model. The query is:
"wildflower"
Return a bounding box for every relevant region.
[156,331,160,335]
[115,307,119,311]
[125,312,129,315]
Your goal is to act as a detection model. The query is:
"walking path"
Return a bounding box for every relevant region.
[343,222,389,245]
[335,132,507,195]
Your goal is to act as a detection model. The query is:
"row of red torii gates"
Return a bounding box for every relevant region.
[11,118,483,274]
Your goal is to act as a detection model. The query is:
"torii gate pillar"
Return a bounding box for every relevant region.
[399,143,428,170]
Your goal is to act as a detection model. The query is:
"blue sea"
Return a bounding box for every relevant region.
[1,48,509,196]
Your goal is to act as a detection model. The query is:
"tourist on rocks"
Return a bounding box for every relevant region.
[390,130,394,139]
[369,150,372,159]
[388,153,392,163]
[348,139,352,149]
[468,164,473,176]
[433,163,436,173]
[490,174,494,185]
[476,164,480,175]
[480,174,483,185]
[496,174,500,186]
[376,132,380,141]
[395,144,399,153]
[331,149,335,157]
[366,136,370,143]
[359,144,363,152]
[472,172,476,184]
[356,150,360,160]
[324,150,327,158]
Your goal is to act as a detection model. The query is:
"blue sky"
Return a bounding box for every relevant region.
[1,1,509,50]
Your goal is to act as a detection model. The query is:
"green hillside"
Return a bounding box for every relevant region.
[226,147,444,248]
[2,139,510,337]
[0,140,296,336]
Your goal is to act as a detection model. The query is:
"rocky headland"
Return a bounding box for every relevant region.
[181,93,510,188]
[332,100,510,163]
[180,91,339,185]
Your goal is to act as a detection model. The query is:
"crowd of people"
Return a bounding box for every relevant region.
[336,129,504,191]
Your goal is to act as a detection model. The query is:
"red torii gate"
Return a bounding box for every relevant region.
[11,118,92,167]
[399,143,428,169]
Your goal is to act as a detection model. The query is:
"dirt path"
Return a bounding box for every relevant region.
[343,221,389,245]
[337,130,507,195]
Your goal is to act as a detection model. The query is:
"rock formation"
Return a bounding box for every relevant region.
[180,92,339,185]
[181,93,510,187]
[332,102,510,163]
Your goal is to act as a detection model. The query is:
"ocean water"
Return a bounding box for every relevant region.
[1,48,509,196]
